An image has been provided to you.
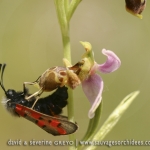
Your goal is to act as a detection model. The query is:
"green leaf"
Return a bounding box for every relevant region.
[78,101,103,150]
[67,0,82,21]
[82,91,140,150]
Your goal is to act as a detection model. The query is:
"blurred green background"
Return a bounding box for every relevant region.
[0,0,150,149]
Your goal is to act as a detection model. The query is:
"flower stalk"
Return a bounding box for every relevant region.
[54,1,82,150]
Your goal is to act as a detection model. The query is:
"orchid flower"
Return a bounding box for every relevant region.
[71,42,121,119]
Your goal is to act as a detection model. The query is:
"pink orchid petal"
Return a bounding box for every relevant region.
[98,49,121,73]
[82,74,104,119]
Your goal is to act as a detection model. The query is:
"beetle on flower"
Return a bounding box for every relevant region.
[69,42,121,119]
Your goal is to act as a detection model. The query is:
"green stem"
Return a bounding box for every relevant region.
[54,0,68,38]
[62,33,71,63]
[54,0,73,119]
[54,1,76,150]
[64,0,69,15]
[54,1,82,149]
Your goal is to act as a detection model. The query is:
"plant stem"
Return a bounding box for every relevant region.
[54,1,82,149]
[64,0,69,15]
[54,0,74,121]
[54,1,76,150]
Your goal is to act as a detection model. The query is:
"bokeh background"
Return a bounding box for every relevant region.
[0,0,150,149]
